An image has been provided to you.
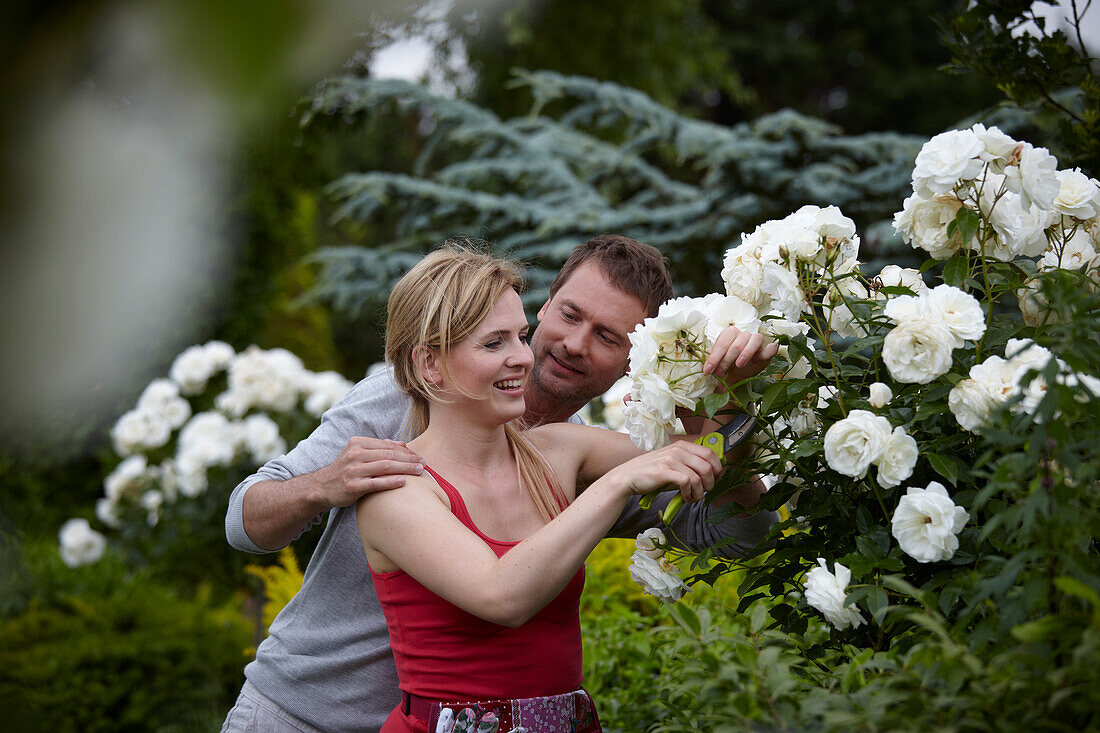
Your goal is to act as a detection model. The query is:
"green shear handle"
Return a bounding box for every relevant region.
[637,414,756,524]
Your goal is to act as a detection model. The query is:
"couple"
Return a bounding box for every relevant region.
[223,236,779,733]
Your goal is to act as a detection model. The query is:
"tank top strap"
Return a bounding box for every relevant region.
[422,465,516,548]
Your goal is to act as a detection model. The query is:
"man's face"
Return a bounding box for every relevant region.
[529,261,648,407]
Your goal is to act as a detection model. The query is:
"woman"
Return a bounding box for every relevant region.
[357,244,733,732]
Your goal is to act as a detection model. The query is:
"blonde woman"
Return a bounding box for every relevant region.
[358,244,754,732]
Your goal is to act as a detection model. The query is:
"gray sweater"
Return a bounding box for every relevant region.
[225,368,777,733]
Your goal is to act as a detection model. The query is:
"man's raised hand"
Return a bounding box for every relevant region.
[702,326,779,385]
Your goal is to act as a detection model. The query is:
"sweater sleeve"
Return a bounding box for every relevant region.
[224,368,413,554]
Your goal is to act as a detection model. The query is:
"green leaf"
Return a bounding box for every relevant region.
[749,601,768,634]
[876,285,920,297]
[759,380,790,418]
[1054,576,1100,607]
[666,601,701,636]
[792,440,821,459]
[941,255,970,288]
[701,390,730,418]
[927,452,960,486]
[947,207,980,248]
[1010,615,1061,642]
[867,586,889,624]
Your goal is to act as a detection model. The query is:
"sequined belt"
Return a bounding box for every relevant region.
[402,688,602,732]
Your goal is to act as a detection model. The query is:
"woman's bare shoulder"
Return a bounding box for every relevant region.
[357,471,449,516]
[524,421,603,444]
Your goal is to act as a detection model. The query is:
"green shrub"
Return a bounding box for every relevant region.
[581,538,747,732]
[0,540,252,732]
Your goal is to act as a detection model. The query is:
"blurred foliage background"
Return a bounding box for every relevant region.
[1,0,1095,729]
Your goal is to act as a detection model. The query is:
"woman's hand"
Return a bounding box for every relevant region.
[602,440,723,504]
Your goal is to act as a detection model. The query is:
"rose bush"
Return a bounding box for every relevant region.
[59,342,354,587]
[618,125,1100,726]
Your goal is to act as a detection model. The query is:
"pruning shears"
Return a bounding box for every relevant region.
[637,413,757,524]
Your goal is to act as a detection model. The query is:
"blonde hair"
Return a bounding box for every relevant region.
[385,241,566,520]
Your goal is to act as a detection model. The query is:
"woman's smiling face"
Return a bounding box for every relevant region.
[437,288,533,424]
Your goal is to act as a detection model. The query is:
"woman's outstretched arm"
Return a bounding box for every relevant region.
[356,440,720,627]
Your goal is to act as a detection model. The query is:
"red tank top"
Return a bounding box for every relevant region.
[370,465,585,704]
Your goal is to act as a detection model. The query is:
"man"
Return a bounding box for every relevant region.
[222,235,779,733]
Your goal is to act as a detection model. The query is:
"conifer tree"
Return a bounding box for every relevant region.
[304,72,924,314]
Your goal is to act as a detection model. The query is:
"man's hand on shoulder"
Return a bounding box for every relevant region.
[315,437,425,508]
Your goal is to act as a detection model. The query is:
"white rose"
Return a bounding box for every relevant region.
[970,123,1019,169]
[629,550,689,601]
[699,293,761,340]
[242,413,286,464]
[817,385,839,409]
[787,404,820,437]
[303,371,354,418]
[214,388,249,418]
[823,409,893,478]
[803,558,865,630]
[1040,228,1099,272]
[95,498,121,529]
[1016,375,1051,418]
[177,411,239,467]
[874,265,927,297]
[722,257,767,311]
[992,192,1056,259]
[875,426,919,489]
[922,285,986,348]
[912,129,986,198]
[1016,278,1050,327]
[599,376,632,432]
[140,490,163,527]
[58,518,107,567]
[824,266,870,339]
[1005,144,1060,211]
[622,399,673,452]
[104,455,152,503]
[762,261,808,322]
[882,319,955,384]
[948,378,997,432]
[635,528,667,560]
[882,293,925,324]
[137,379,191,430]
[762,318,810,339]
[1052,168,1100,219]
[894,193,971,260]
[1005,338,1053,374]
[971,355,1022,402]
[774,342,814,380]
[175,452,209,498]
[631,372,680,424]
[807,204,858,241]
[891,481,969,562]
[204,340,236,369]
[110,409,154,456]
[868,382,892,408]
[223,346,306,414]
[138,379,181,412]
[169,345,217,395]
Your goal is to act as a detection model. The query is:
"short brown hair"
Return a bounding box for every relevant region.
[548,235,673,318]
